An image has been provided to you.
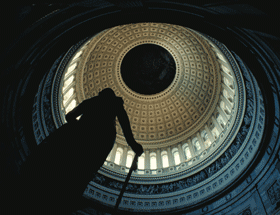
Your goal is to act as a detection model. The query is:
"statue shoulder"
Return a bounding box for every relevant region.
[116,97,124,105]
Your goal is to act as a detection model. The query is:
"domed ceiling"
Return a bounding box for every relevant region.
[32,22,266,213]
[74,23,232,150]
[57,22,247,181]
[59,23,246,181]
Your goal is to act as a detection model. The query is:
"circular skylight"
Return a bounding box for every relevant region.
[121,44,176,95]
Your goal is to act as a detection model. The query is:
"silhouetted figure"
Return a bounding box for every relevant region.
[14,88,143,214]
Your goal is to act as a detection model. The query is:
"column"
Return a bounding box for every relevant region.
[120,146,128,166]
[109,143,118,163]
[145,150,150,169]
[167,147,175,166]
[157,149,163,169]
[212,116,223,133]
[177,143,185,162]
[205,125,215,143]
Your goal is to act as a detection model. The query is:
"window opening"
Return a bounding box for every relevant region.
[65,63,77,77]
[217,53,226,62]
[221,65,231,75]
[184,146,192,160]
[223,77,234,90]
[65,99,76,114]
[63,75,74,92]
[138,154,145,169]
[223,89,233,103]
[126,151,134,168]
[150,152,157,170]
[115,148,123,165]
[161,151,169,168]
[172,148,180,165]
[63,88,74,106]
[217,113,226,129]
[212,127,219,139]
[72,50,83,61]
[192,138,201,151]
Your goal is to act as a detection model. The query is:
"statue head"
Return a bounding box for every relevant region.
[98,88,116,98]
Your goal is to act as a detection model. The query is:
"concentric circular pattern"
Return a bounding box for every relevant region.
[79,23,222,147]
[121,44,176,95]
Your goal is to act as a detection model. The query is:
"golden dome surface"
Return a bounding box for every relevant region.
[76,23,225,149]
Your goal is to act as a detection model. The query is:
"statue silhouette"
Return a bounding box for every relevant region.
[14,88,144,214]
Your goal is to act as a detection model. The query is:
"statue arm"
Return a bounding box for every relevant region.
[65,101,85,123]
[117,101,143,156]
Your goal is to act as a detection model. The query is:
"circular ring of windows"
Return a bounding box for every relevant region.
[57,24,246,182]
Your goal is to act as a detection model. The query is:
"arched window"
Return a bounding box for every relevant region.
[217,53,226,62]
[126,151,134,168]
[192,138,201,151]
[201,130,208,141]
[161,151,169,168]
[172,148,180,165]
[220,101,231,115]
[223,89,233,103]
[63,75,74,92]
[183,144,192,160]
[201,130,211,147]
[72,50,83,61]
[212,127,219,140]
[223,77,234,90]
[115,147,123,165]
[221,65,231,76]
[138,154,145,169]
[65,63,77,77]
[150,152,157,170]
[217,113,226,129]
[209,41,215,48]
[65,99,76,114]
[63,88,74,105]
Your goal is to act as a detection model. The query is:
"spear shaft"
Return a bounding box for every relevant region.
[114,155,139,212]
